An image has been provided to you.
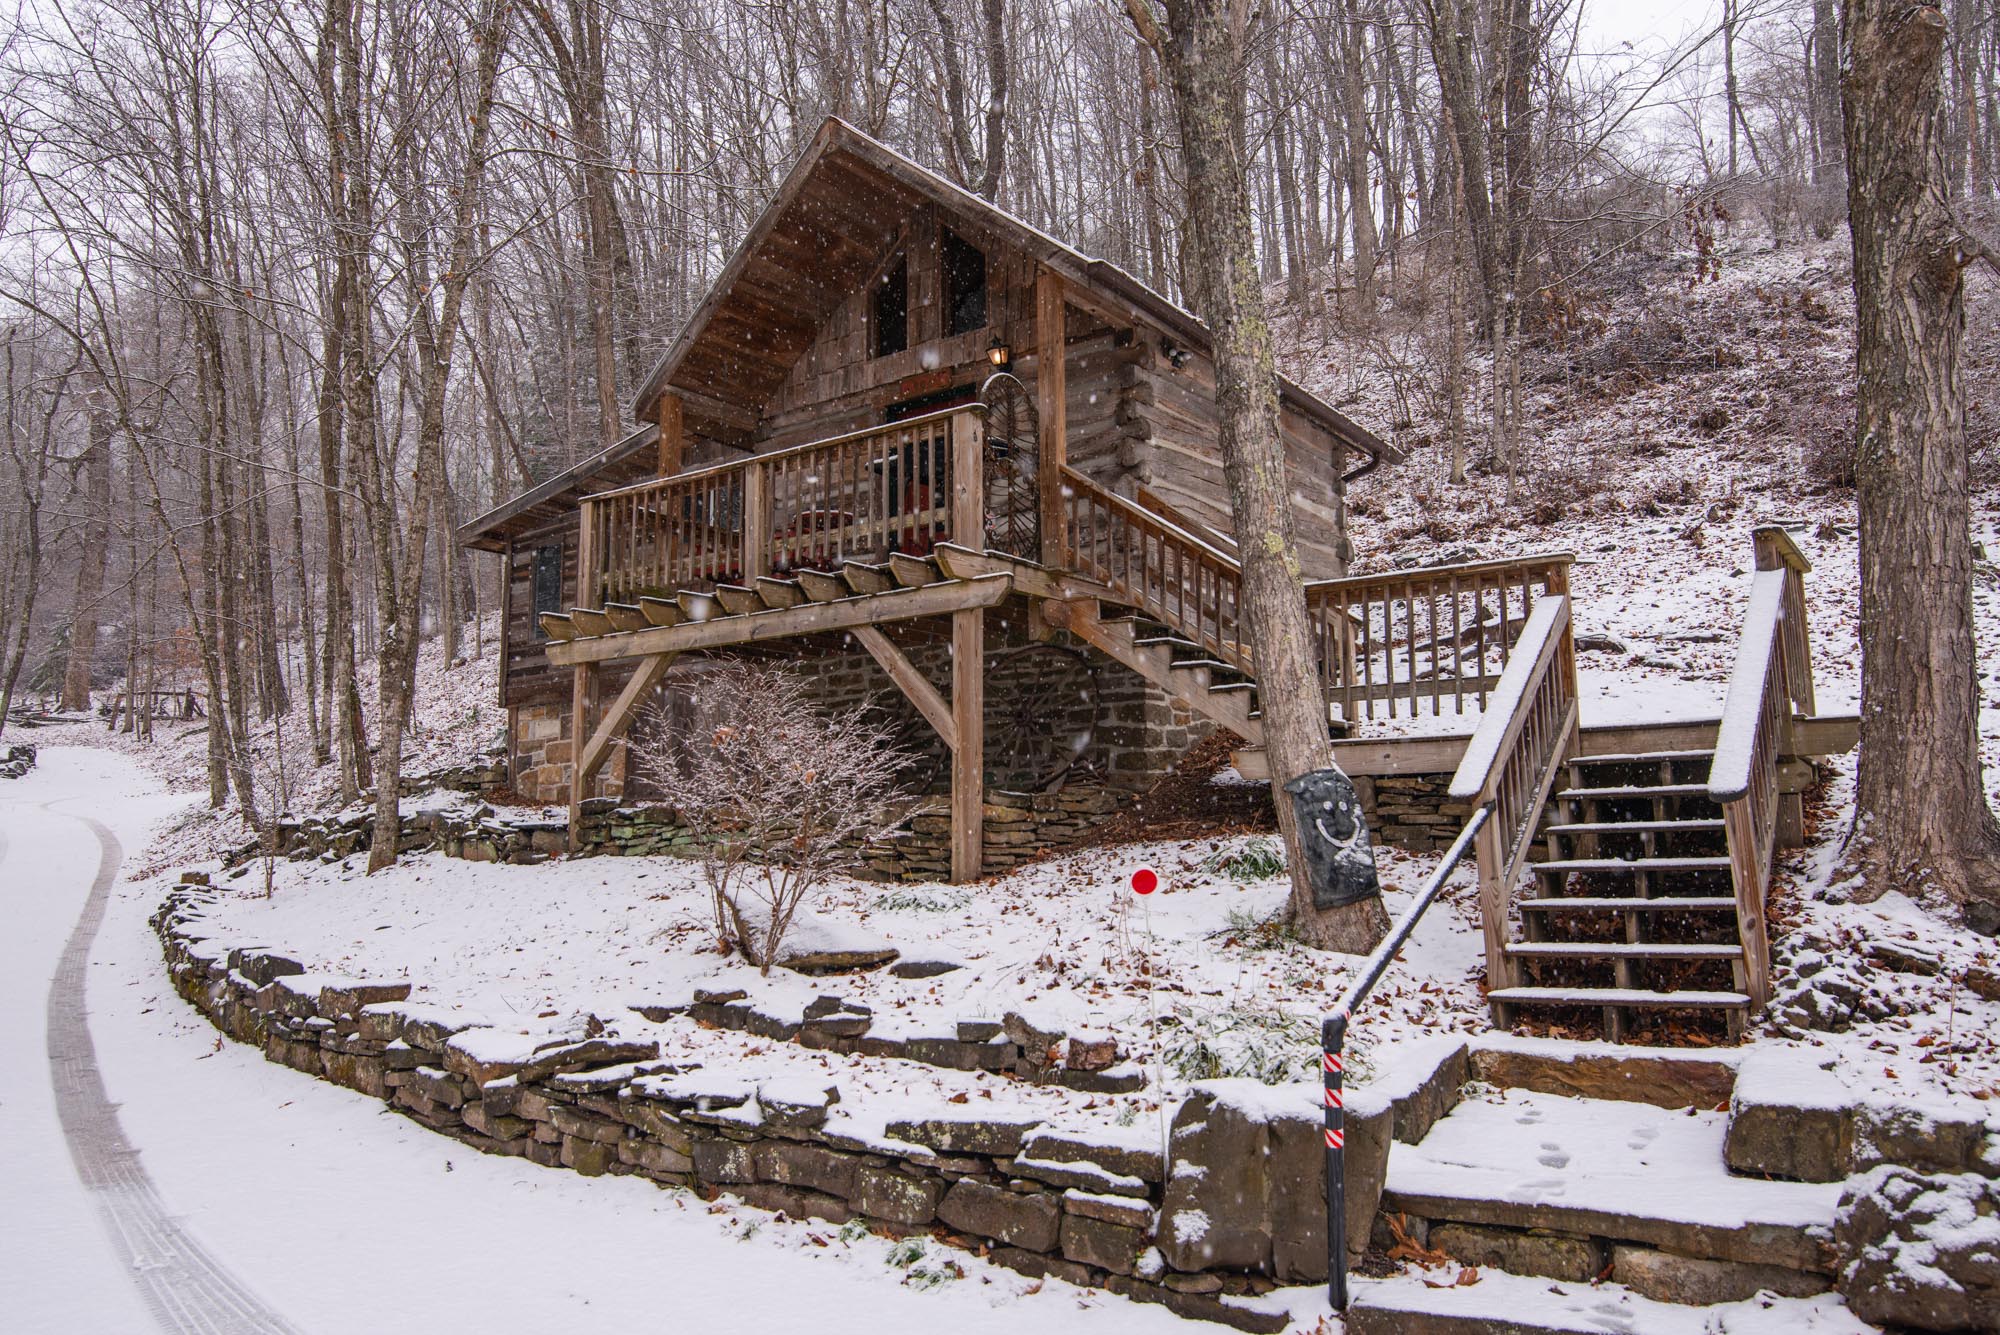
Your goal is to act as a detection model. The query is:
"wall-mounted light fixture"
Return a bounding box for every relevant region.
[987,334,1010,368]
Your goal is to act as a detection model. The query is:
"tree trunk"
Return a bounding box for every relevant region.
[1123,0,1387,953]
[1843,0,2000,932]
[60,381,113,712]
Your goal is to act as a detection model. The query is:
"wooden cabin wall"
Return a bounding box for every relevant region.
[502,516,577,709]
[1126,337,1353,578]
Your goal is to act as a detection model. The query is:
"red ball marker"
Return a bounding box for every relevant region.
[1131,867,1159,895]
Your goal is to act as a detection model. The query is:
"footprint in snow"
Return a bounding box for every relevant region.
[1537,1141,1570,1168]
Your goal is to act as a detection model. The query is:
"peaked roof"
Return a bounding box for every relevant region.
[634,117,1398,465]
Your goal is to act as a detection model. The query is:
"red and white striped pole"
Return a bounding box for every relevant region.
[1323,1006,1351,1311]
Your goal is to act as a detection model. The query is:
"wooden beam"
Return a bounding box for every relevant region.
[547,573,1015,664]
[1036,269,1067,567]
[949,410,984,549]
[578,652,679,783]
[932,542,1115,602]
[567,663,598,851]
[656,392,684,475]
[854,626,956,749]
[951,605,984,882]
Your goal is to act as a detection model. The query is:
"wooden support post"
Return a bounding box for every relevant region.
[950,605,985,883]
[656,392,684,476]
[567,662,598,851]
[1036,270,1067,568]
[577,498,601,611]
[949,409,984,550]
[744,459,771,581]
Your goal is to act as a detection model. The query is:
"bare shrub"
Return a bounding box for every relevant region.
[631,661,913,975]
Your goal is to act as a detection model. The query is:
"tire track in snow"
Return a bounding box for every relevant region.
[39,803,302,1335]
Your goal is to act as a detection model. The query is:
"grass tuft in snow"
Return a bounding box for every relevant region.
[1201,838,1286,882]
[1207,904,1302,952]
[885,1237,963,1289]
[1157,1002,1318,1085]
[871,886,972,913]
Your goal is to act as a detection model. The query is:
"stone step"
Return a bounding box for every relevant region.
[1520,896,1737,914]
[1380,1088,1840,1278]
[1533,857,1733,876]
[1504,942,1743,961]
[1345,1268,1837,1335]
[1486,986,1750,1010]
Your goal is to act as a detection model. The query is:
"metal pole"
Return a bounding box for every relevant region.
[1323,1007,1350,1311]
[1320,803,1491,1314]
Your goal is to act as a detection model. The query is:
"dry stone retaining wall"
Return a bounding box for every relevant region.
[157,872,1451,1332]
[0,743,36,779]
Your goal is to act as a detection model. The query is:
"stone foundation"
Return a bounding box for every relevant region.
[1353,772,1474,853]
[232,783,1134,881]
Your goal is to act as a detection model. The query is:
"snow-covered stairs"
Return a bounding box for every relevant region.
[1345,1081,1847,1333]
[1489,751,1753,1040]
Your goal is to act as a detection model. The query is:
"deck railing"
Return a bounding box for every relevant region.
[1060,468,1572,723]
[1708,527,1815,1009]
[1305,555,1573,722]
[576,407,984,607]
[1446,594,1581,995]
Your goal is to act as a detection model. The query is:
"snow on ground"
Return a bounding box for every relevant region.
[173,829,1489,1112]
[4,748,1224,1335]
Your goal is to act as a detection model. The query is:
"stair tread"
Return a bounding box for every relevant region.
[1558,783,1712,800]
[1348,1268,1829,1333]
[1546,819,1726,834]
[1381,1089,1837,1276]
[1521,896,1738,912]
[1535,856,1733,874]
[1505,942,1743,959]
[1487,986,1750,1007]
[1570,749,1715,765]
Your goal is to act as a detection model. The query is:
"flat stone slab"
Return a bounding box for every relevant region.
[1383,1089,1841,1273]
[1467,1034,1739,1110]
[1345,1270,1870,1335]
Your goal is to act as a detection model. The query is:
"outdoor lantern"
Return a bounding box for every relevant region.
[987,334,1010,367]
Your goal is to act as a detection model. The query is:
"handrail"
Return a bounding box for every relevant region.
[1321,804,1491,1312]
[1446,594,1579,997]
[1706,527,1813,1009]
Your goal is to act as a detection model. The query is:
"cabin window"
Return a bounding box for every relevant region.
[872,256,909,358]
[532,545,563,634]
[941,228,986,336]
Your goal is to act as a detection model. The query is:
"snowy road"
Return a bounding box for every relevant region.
[0,749,1215,1335]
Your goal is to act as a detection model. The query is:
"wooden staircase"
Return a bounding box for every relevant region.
[1490,749,1754,1040]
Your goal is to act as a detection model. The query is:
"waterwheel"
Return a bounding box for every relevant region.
[979,371,1040,560]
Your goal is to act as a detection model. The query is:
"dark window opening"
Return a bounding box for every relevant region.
[942,228,987,337]
[532,544,563,634]
[873,256,909,358]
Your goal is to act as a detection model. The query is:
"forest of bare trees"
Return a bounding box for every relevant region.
[5,0,2000,848]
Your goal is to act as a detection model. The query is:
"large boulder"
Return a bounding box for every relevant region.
[1835,1165,2000,1332]
[1155,1079,1390,1282]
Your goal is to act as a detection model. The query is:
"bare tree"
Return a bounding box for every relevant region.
[631,663,913,975]
[1842,0,2000,932]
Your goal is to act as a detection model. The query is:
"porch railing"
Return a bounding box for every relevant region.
[1708,527,1815,1009]
[576,406,985,607]
[1059,468,1572,724]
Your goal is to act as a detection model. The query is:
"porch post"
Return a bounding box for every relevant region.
[567,662,598,852]
[1035,269,1067,567]
[950,605,985,882]
[655,392,684,475]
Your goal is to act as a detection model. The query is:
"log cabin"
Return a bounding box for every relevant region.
[461,117,1858,1036]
